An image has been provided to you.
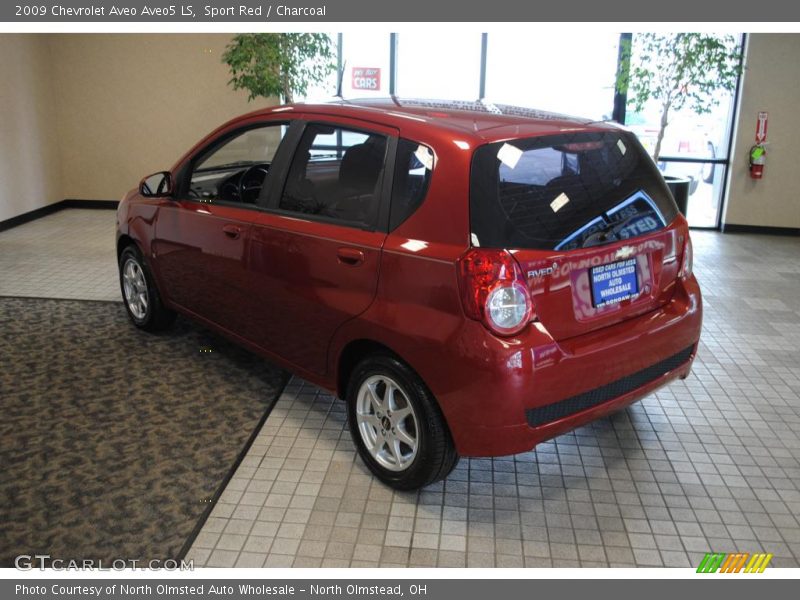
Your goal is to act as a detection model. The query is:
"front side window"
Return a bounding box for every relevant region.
[279,123,388,227]
[188,124,287,205]
[470,131,678,251]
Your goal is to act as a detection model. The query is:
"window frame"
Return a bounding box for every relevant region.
[388,137,435,231]
[262,119,399,233]
[175,119,300,212]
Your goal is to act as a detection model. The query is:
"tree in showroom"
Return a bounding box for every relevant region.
[222,33,336,103]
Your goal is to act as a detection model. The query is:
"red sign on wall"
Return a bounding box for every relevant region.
[352,67,381,91]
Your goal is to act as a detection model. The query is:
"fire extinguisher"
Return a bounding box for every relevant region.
[749,144,766,179]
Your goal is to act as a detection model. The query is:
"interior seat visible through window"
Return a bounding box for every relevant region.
[279,123,387,227]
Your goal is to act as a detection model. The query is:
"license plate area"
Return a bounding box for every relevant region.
[590,258,638,308]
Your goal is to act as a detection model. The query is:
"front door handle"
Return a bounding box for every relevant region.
[337,247,365,266]
[222,224,241,239]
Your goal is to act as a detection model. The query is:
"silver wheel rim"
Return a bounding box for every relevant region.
[355,375,419,472]
[122,257,149,320]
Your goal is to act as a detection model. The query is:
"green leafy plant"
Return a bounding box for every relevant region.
[222,33,336,104]
[618,33,742,160]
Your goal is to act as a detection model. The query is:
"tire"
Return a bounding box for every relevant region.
[346,353,459,490]
[118,244,176,332]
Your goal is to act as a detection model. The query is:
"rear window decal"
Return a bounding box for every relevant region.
[550,192,570,213]
[414,145,434,171]
[497,143,523,169]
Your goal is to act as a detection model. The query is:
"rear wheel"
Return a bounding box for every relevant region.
[119,245,175,332]
[346,354,458,490]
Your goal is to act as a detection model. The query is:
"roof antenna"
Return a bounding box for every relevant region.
[336,60,346,99]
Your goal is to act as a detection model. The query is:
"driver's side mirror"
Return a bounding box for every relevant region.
[139,171,174,198]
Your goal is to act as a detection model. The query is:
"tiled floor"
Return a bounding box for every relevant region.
[2,209,799,567]
[0,209,119,301]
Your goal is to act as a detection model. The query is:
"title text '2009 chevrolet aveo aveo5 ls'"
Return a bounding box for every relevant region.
[117,99,702,490]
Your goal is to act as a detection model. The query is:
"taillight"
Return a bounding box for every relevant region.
[680,236,693,279]
[457,248,534,336]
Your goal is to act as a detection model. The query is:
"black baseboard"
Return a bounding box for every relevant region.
[62,199,119,210]
[0,199,118,233]
[722,223,800,236]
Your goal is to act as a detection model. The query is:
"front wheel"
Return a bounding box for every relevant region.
[346,354,459,490]
[119,245,176,332]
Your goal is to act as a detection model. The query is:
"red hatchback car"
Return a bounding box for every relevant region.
[117,99,702,489]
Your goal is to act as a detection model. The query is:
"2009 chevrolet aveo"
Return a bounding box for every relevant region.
[117,98,702,489]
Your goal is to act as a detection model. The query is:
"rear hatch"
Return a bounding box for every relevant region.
[470,128,686,341]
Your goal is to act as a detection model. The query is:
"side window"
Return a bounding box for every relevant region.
[188,124,288,205]
[389,139,433,230]
[279,123,388,227]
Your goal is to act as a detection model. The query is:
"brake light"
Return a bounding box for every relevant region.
[680,236,693,279]
[457,248,534,336]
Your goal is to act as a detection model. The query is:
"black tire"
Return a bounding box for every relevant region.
[118,244,176,332]
[346,353,459,490]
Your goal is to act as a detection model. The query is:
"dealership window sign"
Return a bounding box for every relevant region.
[352,67,381,91]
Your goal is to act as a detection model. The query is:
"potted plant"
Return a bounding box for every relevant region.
[222,33,336,103]
[617,33,741,215]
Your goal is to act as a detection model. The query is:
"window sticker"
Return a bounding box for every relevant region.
[550,192,570,213]
[415,145,434,170]
[497,143,523,169]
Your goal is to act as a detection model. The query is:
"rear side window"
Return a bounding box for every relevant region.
[389,139,433,231]
[280,123,387,228]
[470,131,678,251]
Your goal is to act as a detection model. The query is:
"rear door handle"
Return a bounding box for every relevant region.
[337,247,365,266]
[222,224,241,239]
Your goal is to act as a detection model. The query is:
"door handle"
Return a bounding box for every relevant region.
[337,247,365,266]
[222,224,241,239]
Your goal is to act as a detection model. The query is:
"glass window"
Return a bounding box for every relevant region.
[341,33,391,98]
[390,139,434,230]
[625,80,736,228]
[624,33,742,227]
[280,123,388,227]
[396,33,482,100]
[470,131,678,251]
[189,125,287,205]
[485,32,620,120]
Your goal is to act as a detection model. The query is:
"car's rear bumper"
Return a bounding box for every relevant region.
[435,274,702,457]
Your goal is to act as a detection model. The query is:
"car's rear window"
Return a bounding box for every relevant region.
[470,130,678,251]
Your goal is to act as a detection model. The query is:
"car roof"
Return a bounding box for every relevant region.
[236,97,620,144]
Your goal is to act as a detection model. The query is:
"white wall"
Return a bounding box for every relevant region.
[0,35,62,222]
[724,33,800,229]
[49,34,265,202]
[0,34,272,222]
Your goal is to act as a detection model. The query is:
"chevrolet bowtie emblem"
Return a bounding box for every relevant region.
[615,246,635,260]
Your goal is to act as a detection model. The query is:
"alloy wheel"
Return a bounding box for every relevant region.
[122,258,149,320]
[355,374,419,472]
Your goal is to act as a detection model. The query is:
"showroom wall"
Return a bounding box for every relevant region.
[49,34,264,201]
[1,34,270,221]
[723,33,800,230]
[0,35,62,222]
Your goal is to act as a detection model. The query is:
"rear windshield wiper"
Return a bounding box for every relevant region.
[581,214,640,247]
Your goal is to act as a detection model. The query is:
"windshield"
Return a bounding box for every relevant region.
[469,130,678,251]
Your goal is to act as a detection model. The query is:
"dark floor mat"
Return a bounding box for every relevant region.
[0,297,288,565]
